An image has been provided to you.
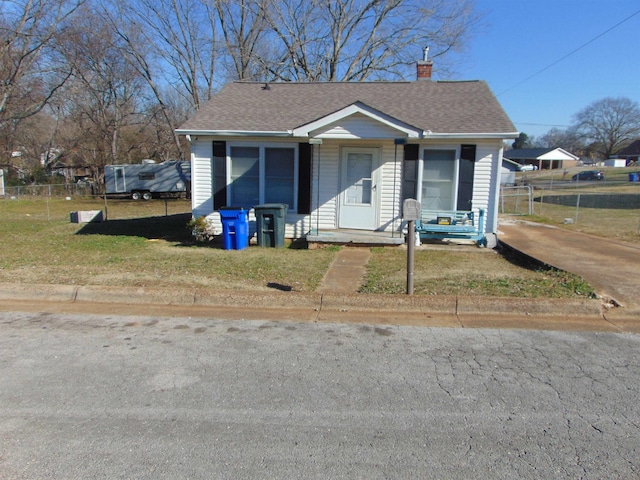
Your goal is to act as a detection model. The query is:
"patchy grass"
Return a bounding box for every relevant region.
[0,196,597,298]
[503,172,640,243]
[361,247,596,298]
[0,197,336,292]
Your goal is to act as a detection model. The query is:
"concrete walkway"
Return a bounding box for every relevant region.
[316,247,371,293]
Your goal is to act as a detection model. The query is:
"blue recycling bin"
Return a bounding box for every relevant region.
[218,207,249,250]
[629,173,639,183]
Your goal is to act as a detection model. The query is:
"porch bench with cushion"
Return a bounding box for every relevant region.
[415,209,486,246]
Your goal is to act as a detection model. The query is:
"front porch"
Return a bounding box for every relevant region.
[306,229,406,248]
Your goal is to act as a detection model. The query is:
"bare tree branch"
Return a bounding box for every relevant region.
[0,0,84,128]
[574,97,640,158]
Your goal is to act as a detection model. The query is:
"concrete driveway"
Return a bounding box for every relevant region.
[499,219,640,315]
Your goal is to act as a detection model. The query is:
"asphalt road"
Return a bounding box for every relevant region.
[1,311,639,479]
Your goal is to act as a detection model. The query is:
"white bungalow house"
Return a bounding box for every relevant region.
[177,61,518,247]
[503,147,579,171]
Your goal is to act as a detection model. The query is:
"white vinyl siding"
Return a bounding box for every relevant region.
[476,143,502,233]
[190,140,213,218]
[311,142,340,230]
[378,143,402,233]
[312,113,410,140]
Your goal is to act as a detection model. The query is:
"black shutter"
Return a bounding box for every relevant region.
[212,141,227,210]
[457,144,476,210]
[402,144,419,201]
[297,143,312,214]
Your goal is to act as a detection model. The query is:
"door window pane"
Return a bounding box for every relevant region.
[346,153,372,204]
[422,150,455,210]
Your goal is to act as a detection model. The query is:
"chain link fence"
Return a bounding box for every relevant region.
[3,183,96,198]
[500,172,640,243]
[0,192,191,223]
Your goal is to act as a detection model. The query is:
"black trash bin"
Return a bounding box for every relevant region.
[218,207,249,250]
[254,204,288,247]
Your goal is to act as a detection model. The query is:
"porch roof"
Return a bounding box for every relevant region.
[177,80,517,138]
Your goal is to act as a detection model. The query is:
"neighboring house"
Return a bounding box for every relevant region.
[503,147,579,170]
[604,158,627,168]
[616,140,640,165]
[177,60,518,246]
[47,160,93,183]
[501,158,521,185]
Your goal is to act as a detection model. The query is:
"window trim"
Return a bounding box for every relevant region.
[226,142,299,211]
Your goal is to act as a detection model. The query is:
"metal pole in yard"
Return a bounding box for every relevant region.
[403,199,420,295]
[407,219,415,295]
[529,186,534,215]
[575,193,581,223]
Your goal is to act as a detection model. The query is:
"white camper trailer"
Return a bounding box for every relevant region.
[104,160,191,200]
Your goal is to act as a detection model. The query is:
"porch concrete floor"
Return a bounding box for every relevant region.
[307,229,405,247]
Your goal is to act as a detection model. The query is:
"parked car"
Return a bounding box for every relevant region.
[519,164,538,171]
[571,170,604,181]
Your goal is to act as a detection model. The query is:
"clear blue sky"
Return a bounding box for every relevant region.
[456,0,640,140]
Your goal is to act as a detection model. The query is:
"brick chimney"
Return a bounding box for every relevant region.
[416,46,433,80]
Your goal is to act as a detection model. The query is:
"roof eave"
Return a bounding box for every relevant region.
[422,131,520,140]
[292,102,422,139]
[176,129,292,137]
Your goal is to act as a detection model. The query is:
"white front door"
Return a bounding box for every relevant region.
[339,147,379,230]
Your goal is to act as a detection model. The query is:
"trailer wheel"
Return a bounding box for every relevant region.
[142,191,152,200]
[131,191,141,200]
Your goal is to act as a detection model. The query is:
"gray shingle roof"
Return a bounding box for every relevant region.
[178,80,516,135]
[503,148,554,160]
[618,140,640,156]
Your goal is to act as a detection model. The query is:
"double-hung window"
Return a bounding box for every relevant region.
[421,149,457,210]
[229,144,297,210]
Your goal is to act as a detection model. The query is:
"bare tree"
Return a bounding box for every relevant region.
[538,127,585,155]
[573,97,640,158]
[215,0,270,81]
[259,0,480,82]
[105,0,217,111]
[0,0,83,129]
[100,0,218,161]
[57,6,145,178]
